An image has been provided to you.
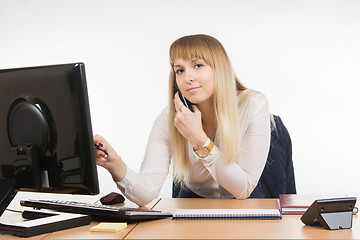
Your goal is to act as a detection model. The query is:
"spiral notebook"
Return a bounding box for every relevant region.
[172,209,282,220]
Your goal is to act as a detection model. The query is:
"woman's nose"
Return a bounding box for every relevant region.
[184,69,195,83]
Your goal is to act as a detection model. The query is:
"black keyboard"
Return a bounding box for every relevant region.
[20,199,172,222]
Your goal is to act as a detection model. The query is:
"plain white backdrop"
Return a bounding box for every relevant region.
[1,0,359,200]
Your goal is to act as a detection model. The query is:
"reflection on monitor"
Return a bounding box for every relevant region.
[0,63,99,195]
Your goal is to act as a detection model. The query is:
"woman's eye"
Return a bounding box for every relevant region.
[175,69,184,74]
[194,64,203,69]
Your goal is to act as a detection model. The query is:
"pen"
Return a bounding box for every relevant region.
[94,143,109,156]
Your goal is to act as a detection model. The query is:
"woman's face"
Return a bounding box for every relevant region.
[173,58,215,106]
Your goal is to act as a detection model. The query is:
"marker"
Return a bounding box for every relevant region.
[94,143,109,156]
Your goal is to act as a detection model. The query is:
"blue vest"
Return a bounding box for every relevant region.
[251,115,296,198]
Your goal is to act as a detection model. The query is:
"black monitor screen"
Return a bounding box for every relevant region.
[0,63,99,195]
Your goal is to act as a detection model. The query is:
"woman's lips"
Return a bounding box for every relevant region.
[187,87,200,94]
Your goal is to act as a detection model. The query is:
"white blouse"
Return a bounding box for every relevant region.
[116,90,271,206]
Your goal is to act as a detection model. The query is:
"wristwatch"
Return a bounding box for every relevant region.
[193,139,214,158]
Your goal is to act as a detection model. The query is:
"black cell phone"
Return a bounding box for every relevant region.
[173,81,193,112]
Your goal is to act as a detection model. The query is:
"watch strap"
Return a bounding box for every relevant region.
[202,138,211,148]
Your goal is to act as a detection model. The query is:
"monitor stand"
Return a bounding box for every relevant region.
[0,179,92,237]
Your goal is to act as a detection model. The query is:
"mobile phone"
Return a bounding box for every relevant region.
[173,81,193,112]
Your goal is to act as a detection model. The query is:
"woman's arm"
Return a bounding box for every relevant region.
[199,92,271,198]
[114,108,172,206]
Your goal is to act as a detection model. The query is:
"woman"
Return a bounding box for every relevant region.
[94,34,270,206]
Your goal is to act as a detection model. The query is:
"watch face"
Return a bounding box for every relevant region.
[196,147,209,158]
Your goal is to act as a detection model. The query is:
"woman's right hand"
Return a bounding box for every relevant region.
[93,134,127,182]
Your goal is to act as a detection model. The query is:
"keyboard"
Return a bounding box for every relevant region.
[20,199,172,222]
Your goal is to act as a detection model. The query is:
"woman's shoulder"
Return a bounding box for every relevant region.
[154,106,169,124]
[236,89,269,120]
[237,89,268,106]
[149,106,170,138]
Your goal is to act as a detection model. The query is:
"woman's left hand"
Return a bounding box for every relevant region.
[174,92,208,148]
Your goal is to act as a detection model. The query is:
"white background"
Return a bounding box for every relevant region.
[1,0,359,201]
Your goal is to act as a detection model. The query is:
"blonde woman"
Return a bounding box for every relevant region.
[94,34,270,206]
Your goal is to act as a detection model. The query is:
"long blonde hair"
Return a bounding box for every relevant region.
[168,34,247,185]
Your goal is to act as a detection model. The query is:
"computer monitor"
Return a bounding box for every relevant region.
[0,63,99,216]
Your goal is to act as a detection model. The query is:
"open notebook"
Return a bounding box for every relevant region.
[172,209,282,220]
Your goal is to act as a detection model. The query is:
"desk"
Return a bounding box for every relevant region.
[126,198,359,240]
[1,198,359,240]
